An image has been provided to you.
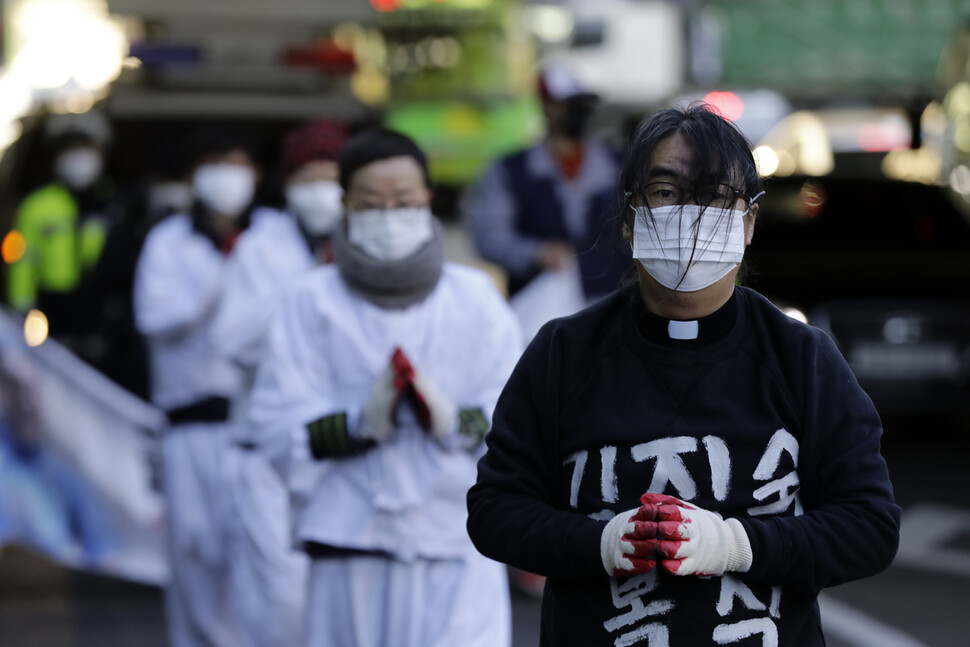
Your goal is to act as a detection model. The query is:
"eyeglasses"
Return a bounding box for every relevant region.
[634,181,757,210]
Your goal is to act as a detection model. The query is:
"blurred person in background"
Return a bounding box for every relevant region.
[279,118,352,264]
[93,140,194,402]
[467,104,900,645]
[132,126,272,647]
[249,127,521,647]
[463,61,630,595]
[5,112,118,367]
[211,118,350,367]
[209,118,351,647]
[139,139,196,230]
[462,63,629,306]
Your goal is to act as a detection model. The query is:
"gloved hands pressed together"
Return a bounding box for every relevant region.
[599,506,660,577]
[599,493,752,578]
[360,347,456,442]
[360,359,398,443]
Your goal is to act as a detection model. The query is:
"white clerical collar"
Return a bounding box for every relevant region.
[667,319,699,340]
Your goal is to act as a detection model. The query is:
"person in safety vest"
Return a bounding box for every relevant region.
[6,112,118,365]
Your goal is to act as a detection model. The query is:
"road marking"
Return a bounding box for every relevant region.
[819,594,932,647]
[894,504,970,578]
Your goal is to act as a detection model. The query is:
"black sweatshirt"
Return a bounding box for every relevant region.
[467,284,900,646]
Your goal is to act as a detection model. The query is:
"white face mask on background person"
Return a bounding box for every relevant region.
[286,180,343,236]
[192,163,256,217]
[55,148,103,191]
[147,181,193,218]
[347,206,434,261]
[631,203,747,292]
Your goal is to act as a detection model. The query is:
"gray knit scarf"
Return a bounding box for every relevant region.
[332,217,445,309]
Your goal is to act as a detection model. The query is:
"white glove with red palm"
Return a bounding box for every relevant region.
[390,348,455,439]
[410,369,456,439]
[359,361,399,443]
[600,506,659,577]
[636,493,752,577]
[361,347,456,443]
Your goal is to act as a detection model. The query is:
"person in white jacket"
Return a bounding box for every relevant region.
[133,127,272,647]
[249,127,521,647]
[209,119,350,647]
[211,119,349,366]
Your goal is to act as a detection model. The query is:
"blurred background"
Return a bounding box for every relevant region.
[1,0,969,645]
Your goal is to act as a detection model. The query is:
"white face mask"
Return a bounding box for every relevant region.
[192,163,256,217]
[147,181,193,218]
[286,181,343,236]
[55,148,103,190]
[347,206,434,261]
[631,203,748,292]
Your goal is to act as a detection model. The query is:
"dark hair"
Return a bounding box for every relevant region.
[51,130,99,153]
[188,124,262,167]
[338,127,430,191]
[618,103,762,232]
[615,103,763,289]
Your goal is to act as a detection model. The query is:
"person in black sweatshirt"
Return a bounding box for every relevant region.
[466,103,900,647]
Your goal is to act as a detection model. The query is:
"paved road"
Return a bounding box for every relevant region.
[0,549,168,647]
[816,415,970,647]
[0,550,545,647]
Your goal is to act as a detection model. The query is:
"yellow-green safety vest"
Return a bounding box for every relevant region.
[5,183,108,312]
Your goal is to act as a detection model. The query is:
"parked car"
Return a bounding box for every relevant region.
[745,173,970,416]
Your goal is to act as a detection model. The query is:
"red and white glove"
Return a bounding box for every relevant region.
[637,493,752,577]
[360,362,399,443]
[410,369,456,439]
[600,506,659,577]
[390,348,455,439]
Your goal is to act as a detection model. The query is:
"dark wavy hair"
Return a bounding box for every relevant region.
[618,103,762,230]
[614,103,763,288]
[188,125,263,167]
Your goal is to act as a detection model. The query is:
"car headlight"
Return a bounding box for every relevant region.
[782,306,808,324]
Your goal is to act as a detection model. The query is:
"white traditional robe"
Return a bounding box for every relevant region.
[133,208,279,647]
[250,262,521,647]
[211,209,315,371]
[209,209,314,647]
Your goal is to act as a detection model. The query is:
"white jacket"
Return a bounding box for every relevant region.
[250,263,522,560]
[133,209,280,410]
[210,210,315,370]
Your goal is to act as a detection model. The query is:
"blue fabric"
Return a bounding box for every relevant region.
[501,151,629,298]
[0,417,117,563]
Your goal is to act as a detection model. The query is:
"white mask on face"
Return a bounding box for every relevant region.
[286,181,343,236]
[147,181,193,218]
[347,206,434,261]
[192,163,256,217]
[55,148,103,190]
[631,203,748,292]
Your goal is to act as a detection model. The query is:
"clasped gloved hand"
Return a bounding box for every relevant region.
[362,347,455,441]
[360,360,399,443]
[600,506,659,577]
[635,493,752,577]
[391,347,455,439]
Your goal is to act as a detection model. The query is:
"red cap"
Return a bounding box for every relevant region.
[280,119,351,179]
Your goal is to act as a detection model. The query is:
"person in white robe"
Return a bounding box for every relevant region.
[249,127,521,647]
[133,127,270,647]
[210,119,350,647]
